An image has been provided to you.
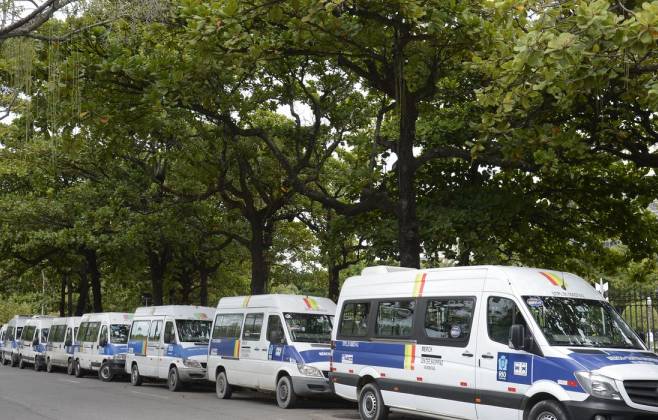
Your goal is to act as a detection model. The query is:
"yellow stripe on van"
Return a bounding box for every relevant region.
[412,273,427,297]
[242,296,251,308]
[404,344,416,370]
[233,340,240,358]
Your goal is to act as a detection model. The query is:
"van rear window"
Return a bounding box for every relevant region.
[212,314,243,339]
[339,302,370,338]
[424,298,475,344]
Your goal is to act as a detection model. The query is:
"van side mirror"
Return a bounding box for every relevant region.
[509,324,526,351]
[65,339,72,347]
[164,333,175,344]
[32,337,39,346]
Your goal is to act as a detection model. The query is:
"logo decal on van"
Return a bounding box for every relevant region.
[404,344,416,370]
[513,361,528,377]
[497,355,508,380]
[303,297,320,311]
[539,271,567,289]
[412,273,427,297]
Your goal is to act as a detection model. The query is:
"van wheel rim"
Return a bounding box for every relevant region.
[538,412,558,420]
[132,367,138,383]
[101,366,110,379]
[169,371,177,387]
[278,380,289,402]
[363,391,377,418]
[217,376,226,394]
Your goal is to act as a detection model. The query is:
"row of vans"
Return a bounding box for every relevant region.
[3,265,658,420]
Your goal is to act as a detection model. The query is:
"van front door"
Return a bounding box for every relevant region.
[146,319,164,378]
[414,296,479,419]
[476,294,533,419]
[239,312,265,388]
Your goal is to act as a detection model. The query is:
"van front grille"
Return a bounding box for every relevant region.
[623,380,658,407]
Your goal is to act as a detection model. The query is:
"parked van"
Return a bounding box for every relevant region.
[73,312,132,381]
[45,317,82,374]
[18,316,54,370]
[1,315,31,366]
[126,305,214,391]
[208,294,336,408]
[331,265,658,420]
[0,324,6,361]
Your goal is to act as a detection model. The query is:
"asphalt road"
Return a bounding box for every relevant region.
[0,364,418,420]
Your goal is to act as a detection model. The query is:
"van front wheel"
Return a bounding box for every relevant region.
[528,400,569,420]
[46,358,53,373]
[168,367,183,392]
[216,371,232,399]
[74,360,85,378]
[66,359,74,375]
[130,364,142,386]
[358,383,389,420]
[18,356,25,370]
[276,375,297,409]
[99,362,114,382]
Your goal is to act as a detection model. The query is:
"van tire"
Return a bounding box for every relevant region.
[10,354,18,367]
[130,364,143,386]
[67,359,74,375]
[216,371,232,399]
[74,360,85,378]
[34,358,41,371]
[528,400,569,420]
[99,362,113,382]
[358,383,389,420]
[18,356,25,370]
[276,375,297,409]
[46,358,53,373]
[168,367,183,392]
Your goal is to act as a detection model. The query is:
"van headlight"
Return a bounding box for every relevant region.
[297,363,322,377]
[183,359,202,368]
[575,372,622,400]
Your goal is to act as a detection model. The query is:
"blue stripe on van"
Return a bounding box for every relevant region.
[128,339,147,356]
[165,344,208,358]
[266,345,330,364]
[99,343,128,356]
[567,350,658,370]
[496,352,585,392]
[334,340,406,369]
[209,338,238,358]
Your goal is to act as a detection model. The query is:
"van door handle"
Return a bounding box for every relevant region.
[462,351,474,358]
[241,346,251,349]
[481,354,494,359]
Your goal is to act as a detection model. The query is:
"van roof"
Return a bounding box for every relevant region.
[51,316,82,326]
[80,312,133,323]
[133,305,214,320]
[217,294,336,314]
[341,265,601,301]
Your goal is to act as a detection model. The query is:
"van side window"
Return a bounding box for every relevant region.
[148,320,163,343]
[423,297,475,345]
[83,322,101,342]
[99,326,108,346]
[242,313,264,341]
[338,302,371,338]
[65,328,72,343]
[130,320,150,344]
[212,314,244,339]
[488,296,527,345]
[266,315,285,343]
[376,300,415,337]
[164,322,175,344]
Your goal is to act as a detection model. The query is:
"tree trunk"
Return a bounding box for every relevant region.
[66,273,73,316]
[85,249,103,312]
[59,275,66,316]
[199,268,209,306]
[148,248,170,306]
[328,263,340,302]
[75,270,89,316]
[249,221,269,295]
[394,30,421,269]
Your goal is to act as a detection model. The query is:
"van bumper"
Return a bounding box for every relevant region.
[177,367,208,382]
[108,360,126,375]
[563,397,657,420]
[292,376,333,397]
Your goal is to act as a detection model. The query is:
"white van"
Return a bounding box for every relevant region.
[0,324,6,362]
[17,316,54,370]
[1,315,31,366]
[73,312,133,381]
[208,294,336,408]
[331,265,658,420]
[126,305,214,391]
[45,317,82,374]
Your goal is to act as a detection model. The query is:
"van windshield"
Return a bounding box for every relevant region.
[176,320,212,343]
[110,325,130,344]
[284,313,333,343]
[523,296,644,349]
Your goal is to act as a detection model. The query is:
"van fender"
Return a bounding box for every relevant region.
[525,380,571,401]
[357,366,380,388]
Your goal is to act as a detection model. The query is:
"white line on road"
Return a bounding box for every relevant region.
[131,390,170,400]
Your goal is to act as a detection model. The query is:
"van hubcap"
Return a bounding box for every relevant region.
[538,412,557,420]
[218,376,226,394]
[170,371,176,387]
[132,368,138,382]
[278,381,289,401]
[363,392,377,418]
[102,366,110,379]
